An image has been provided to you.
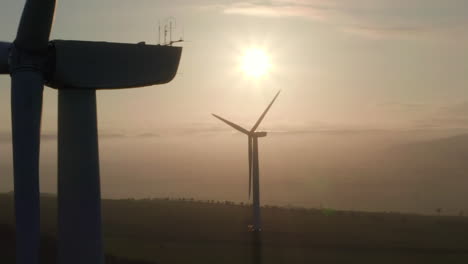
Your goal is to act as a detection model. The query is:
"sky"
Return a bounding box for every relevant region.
[1,0,468,214]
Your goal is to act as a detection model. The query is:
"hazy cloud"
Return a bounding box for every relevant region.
[202,0,468,39]
[219,1,331,20]
[0,131,151,143]
[203,0,336,19]
[0,132,56,143]
[376,101,429,111]
[341,25,428,39]
[412,101,468,130]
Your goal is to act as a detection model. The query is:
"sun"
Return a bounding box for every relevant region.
[241,48,271,78]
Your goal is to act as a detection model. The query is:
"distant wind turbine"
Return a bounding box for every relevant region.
[213,90,280,232]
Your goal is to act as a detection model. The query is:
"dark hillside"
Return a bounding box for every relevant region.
[0,224,155,264]
[2,194,468,263]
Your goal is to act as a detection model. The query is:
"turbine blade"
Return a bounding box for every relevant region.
[250,90,281,133]
[0,42,11,74]
[15,0,56,51]
[212,114,250,135]
[248,136,252,199]
[11,71,44,264]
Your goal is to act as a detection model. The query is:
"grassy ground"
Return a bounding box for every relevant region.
[1,194,468,263]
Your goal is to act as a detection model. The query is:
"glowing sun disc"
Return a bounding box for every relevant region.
[241,49,271,78]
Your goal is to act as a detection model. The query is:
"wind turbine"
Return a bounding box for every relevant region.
[213,90,280,232]
[0,1,182,264]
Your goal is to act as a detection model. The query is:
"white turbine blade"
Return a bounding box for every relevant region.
[250,90,281,133]
[0,42,11,74]
[47,40,182,89]
[212,114,250,135]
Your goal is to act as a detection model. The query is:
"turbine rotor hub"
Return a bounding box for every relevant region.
[9,43,50,75]
[0,42,12,74]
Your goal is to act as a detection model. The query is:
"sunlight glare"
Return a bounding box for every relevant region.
[241,48,271,78]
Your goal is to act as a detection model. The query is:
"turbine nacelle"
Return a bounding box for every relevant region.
[47,40,182,89]
[252,131,267,137]
[0,40,182,89]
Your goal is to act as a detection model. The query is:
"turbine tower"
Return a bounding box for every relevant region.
[213,90,280,232]
[0,1,182,264]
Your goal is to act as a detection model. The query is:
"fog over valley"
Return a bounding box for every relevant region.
[2,128,468,215]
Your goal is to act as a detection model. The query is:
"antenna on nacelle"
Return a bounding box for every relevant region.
[158,20,161,45]
[170,19,173,44]
[164,23,168,45]
[158,17,184,46]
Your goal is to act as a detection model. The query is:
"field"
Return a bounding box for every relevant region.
[1,193,468,263]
